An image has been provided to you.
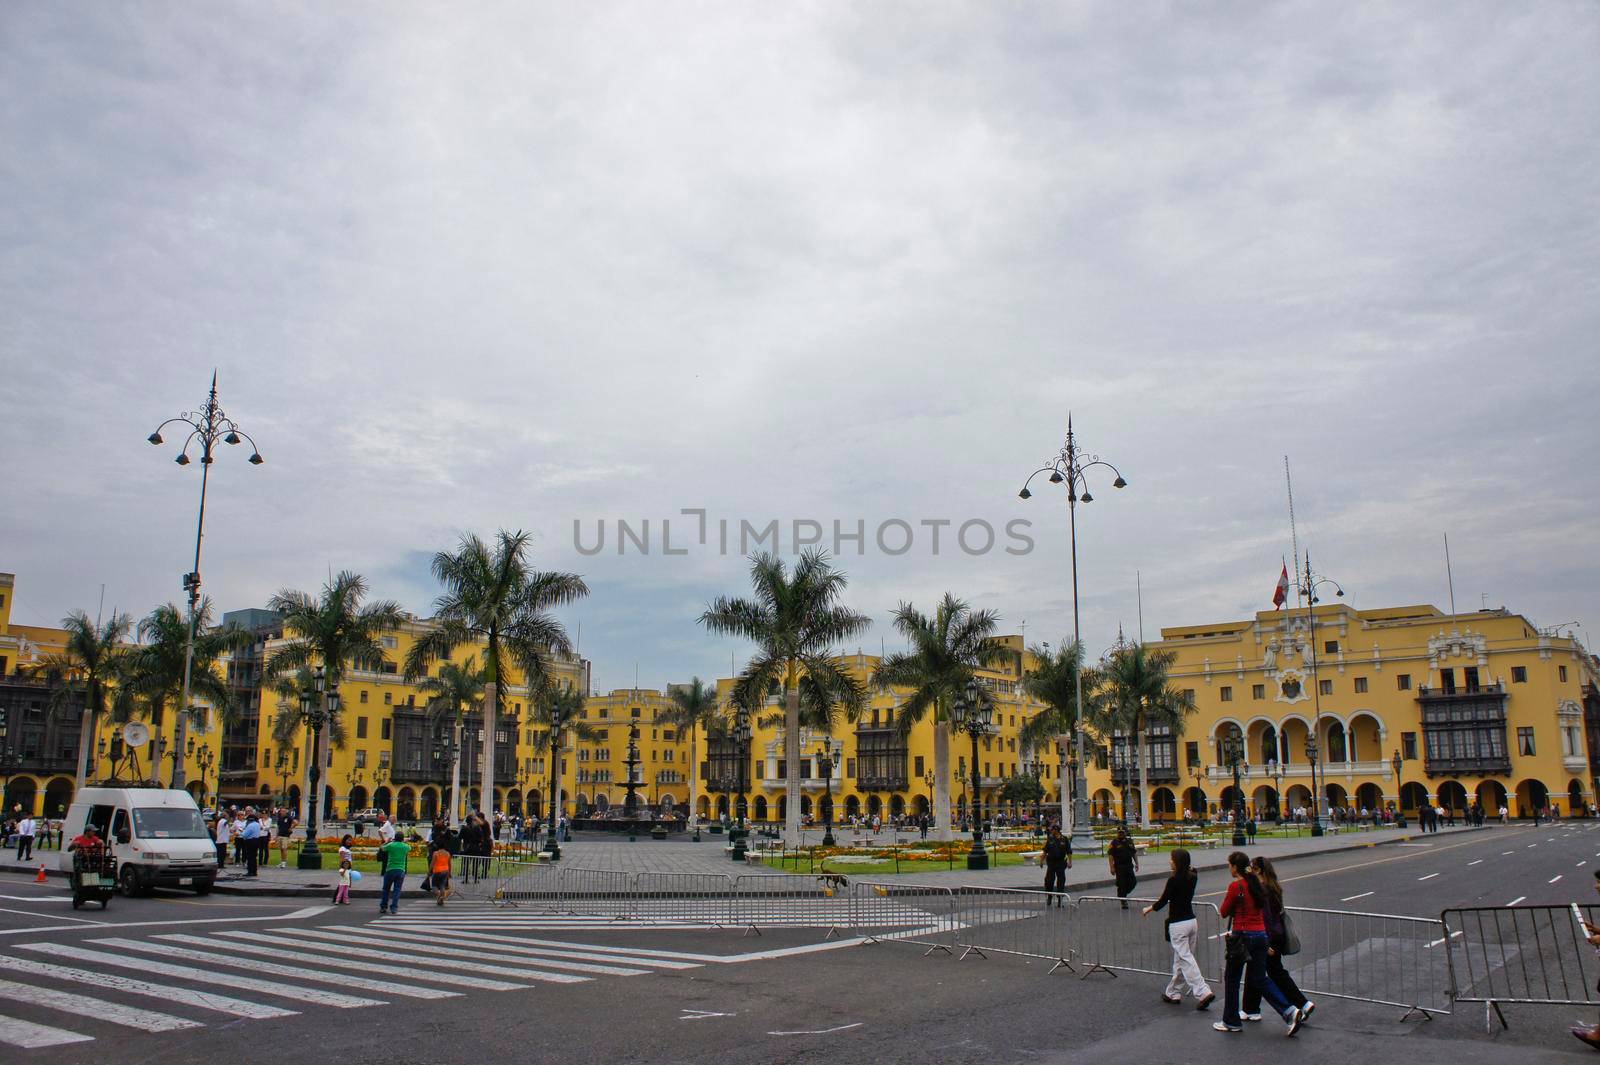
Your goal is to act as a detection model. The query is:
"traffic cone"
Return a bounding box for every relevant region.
[34,863,47,883]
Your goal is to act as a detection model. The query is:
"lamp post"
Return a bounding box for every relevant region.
[190,739,216,807]
[952,678,994,871]
[1223,732,1248,847]
[1191,763,1205,824]
[1018,416,1127,849]
[731,711,752,862]
[922,769,937,831]
[296,666,338,869]
[544,700,576,862]
[815,743,836,847]
[1391,749,1407,828]
[147,372,263,791]
[1304,736,1320,835]
[95,738,107,785]
[1295,554,1344,837]
[1272,760,1284,823]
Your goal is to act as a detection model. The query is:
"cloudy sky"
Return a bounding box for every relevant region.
[3,2,1596,692]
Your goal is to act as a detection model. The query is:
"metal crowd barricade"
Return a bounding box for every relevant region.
[731,873,851,937]
[487,860,562,910]
[953,886,1075,973]
[1442,904,1599,1030]
[850,881,959,956]
[633,872,736,927]
[558,868,637,919]
[1071,895,1221,980]
[1282,905,1451,1020]
[445,852,515,902]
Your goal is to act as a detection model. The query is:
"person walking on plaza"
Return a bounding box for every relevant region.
[377,812,396,845]
[429,839,453,906]
[1216,851,1303,1036]
[15,813,35,862]
[1042,825,1072,907]
[240,807,261,877]
[377,833,409,915]
[213,812,230,867]
[1243,856,1314,1024]
[275,806,295,868]
[1109,825,1139,910]
[1571,871,1600,1050]
[1144,848,1214,1010]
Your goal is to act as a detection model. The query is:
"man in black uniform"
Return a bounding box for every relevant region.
[1109,824,1139,910]
[1042,825,1072,907]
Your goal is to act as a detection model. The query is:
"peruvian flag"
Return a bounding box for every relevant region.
[1272,562,1289,609]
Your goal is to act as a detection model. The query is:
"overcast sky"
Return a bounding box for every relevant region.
[3,3,1596,692]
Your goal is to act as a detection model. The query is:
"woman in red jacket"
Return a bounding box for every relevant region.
[1216,851,1304,1036]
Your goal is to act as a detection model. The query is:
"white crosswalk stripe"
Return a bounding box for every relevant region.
[15,943,384,1010]
[271,928,591,984]
[89,937,460,1000]
[198,932,529,992]
[364,926,703,968]
[350,926,685,975]
[0,953,297,1020]
[0,977,200,1033]
[0,1014,95,1049]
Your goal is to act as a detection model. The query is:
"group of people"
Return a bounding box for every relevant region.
[1144,848,1315,1036]
[2,805,58,860]
[210,806,296,876]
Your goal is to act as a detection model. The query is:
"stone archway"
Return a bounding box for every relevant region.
[1151,787,1177,821]
[1515,778,1548,817]
[3,776,38,817]
[348,785,369,813]
[755,796,769,821]
[1355,782,1382,813]
[1474,780,1505,814]
[396,787,415,821]
[43,777,74,817]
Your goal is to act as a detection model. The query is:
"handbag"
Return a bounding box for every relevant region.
[1281,909,1302,956]
[1224,918,1248,964]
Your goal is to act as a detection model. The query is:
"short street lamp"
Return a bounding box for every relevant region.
[952,678,994,871]
[1392,749,1408,828]
[1222,732,1248,848]
[815,743,836,847]
[297,666,339,869]
[147,372,262,790]
[1305,737,1322,837]
[730,711,753,862]
[923,769,937,830]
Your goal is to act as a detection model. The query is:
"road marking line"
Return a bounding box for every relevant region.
[1202,833,1495,898]
[0,904,327,937]
[768,1022,864,1036]
[1340,892,1374,902]
[1467,860,1483,866]
[680,1009,734,1021]
[0,1013,94,1049]
[385,927,701,969]
[0,895,72,902]
[1580,861,1588,867]
[1508,896,1526,906]
[272,929,588,984]
[94,937,457,1000]
[1504,852,1515,856]
[0,905,100,923]
[201,933,524,991]
[16,943,383,1010]
[1426,931,1464,948]
[1529,844,1539,848]
[1551,876,1564,884]
[0,954,294,1018]
[345,926,659,977]
[353,927,719,962]
[1418,873,1440,881]
[0,977,199,1033]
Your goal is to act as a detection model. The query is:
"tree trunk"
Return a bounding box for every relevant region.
[933,711,953,842]
[171,707,189,790]
[1058,736,1072,833]
[74,686,97,791]
[1137,724,1150,827]
[298,729,311,824]
[481,678,497,819]
[688,721,699,833]
[450,718,463,828]
[784,682,801,846]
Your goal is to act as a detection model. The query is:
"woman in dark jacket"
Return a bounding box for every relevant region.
[1243,856,1315,1022]
[1143,848,1213,1008]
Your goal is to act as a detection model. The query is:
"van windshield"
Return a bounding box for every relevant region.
[131,807,210,839]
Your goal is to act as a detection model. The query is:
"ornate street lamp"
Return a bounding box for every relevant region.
[922,769,937,830]
[951,678,994,871]
[296,666,339,869]
[815,743,836,847]
[147,372,262,790]
[1018,416,1127,849]
[1391,748,1407,828]
[1304,736,1320,835]
[1222,732,1248,847]
[730,710,753,862]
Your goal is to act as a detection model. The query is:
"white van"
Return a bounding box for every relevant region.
[60,787,218,895]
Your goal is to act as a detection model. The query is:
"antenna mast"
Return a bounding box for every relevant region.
[1285,456,1302,603]
[1444,533,1457,619]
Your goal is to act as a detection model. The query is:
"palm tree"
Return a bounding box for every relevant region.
[701,550,870,846]
[27,609,132,789]
[405,530,588,821]
[662,677,721,836]
[871,593,1009,842]
[1092,642,1197,825]
[268,664,351,806]
[416,657,486,827]
[529,679,596,848]
[1018,639,1097,832]
[266,572,404,829]
[121,601,249,788]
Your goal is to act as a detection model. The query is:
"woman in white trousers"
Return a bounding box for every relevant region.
[1144,848,1215,1009]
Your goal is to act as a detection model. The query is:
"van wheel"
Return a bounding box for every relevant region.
[193,880,213,896]
[118,865,142,897]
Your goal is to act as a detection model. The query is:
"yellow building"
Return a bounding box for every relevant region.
[1080,602,1600,823]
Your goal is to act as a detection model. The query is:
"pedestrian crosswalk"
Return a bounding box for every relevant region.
[378,895,938,932]
[0,919,730,1052]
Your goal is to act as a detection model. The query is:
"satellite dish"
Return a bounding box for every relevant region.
[123,722,150,748]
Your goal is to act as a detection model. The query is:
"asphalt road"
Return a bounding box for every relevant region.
[0,821,1593,1064]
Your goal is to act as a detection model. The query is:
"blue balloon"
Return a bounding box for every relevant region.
[349,869,362,882]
